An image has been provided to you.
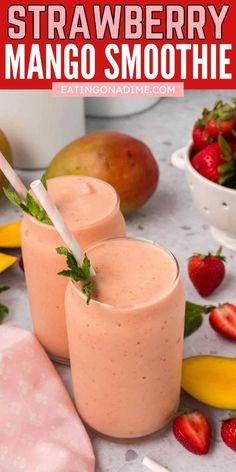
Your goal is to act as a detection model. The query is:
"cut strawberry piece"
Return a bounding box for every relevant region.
[209,304,236,341]
[172,410,211,455]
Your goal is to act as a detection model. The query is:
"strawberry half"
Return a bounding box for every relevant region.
[209,303,236,341]
[188,246,225,297]
[221,416,236,452]
[191,135,236,185]
[172,410,212,455]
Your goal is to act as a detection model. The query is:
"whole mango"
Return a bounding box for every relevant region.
[45,131,159,214]
[0,130,13,198]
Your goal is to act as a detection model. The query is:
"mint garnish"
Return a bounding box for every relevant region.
[185,301,215,337]
[3,174,52,225]
[0,285,10,323]
[40,173,48,190]
[56,247,94,304]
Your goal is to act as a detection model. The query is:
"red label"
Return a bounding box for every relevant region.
[0,0,235,89]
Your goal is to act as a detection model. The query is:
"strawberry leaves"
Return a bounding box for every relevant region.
[56,247,94,304]
[218,135,236,185]
[185,301,215,337]
[3,174,51,225]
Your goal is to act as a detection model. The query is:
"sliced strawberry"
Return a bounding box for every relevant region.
[221,416,236,452]
[209,304,236,341]
[172,410,211,455]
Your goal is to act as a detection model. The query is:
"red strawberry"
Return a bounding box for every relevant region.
[206,118,236,139]
[221,416,236,452]
[209,303,236,341]
[191,135,236,184]
[205,99,236,139]
[191,142,223,182]
[172,410,211,455]
[192,122,212,151]
[188,246,225,297]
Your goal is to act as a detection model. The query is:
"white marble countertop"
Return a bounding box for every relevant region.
[1,90,236,472]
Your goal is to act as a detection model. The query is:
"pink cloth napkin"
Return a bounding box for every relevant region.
[0,325,95,472]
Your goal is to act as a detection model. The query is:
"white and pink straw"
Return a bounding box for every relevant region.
[0,152,27,199]
[143,457,170,472]
[30,180,96,275]
[0,154,92,274]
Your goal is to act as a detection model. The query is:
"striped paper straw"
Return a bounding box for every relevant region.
[0,152,27,198]
[143,457,170,472]
[30,180,96,276]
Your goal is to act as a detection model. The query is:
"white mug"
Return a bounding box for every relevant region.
[0,91,85,170]
[85,97,160,117]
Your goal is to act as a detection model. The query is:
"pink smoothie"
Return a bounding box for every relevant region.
[66,238,185,438]
[21,176,126,360]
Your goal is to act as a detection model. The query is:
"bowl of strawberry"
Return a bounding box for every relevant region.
[172,99,236,250]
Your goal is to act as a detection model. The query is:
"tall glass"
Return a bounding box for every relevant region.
[65,238,185,438]
[21,176,126,362]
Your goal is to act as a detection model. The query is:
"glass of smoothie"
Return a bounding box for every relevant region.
[65,237,185,439]
[21,176,126,363]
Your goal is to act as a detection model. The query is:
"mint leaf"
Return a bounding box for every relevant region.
[40,174,47,190]
[57,269,75,278]
[25,194,51,224]
[56,248,94,303]
[185,301,215,337]
[19,203,30,214]
[56,247,70,256]
[0,285,9,294]
[82,254,91,278]
[0,304,8,324]
[26,193,42,217]
[0,304,8,315]
[0,285,9,323]
[3,186,52,225]
[82,280,94,305]
[3,187,21,207]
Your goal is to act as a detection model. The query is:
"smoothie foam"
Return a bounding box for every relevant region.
[88,238,178,306]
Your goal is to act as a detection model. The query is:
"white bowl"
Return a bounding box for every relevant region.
[171,142,236,250]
